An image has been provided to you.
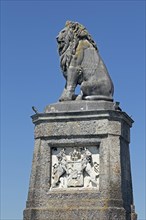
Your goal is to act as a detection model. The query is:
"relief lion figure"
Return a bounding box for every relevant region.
[56,21,114,101]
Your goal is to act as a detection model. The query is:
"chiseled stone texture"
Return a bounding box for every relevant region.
[24,100,137,220]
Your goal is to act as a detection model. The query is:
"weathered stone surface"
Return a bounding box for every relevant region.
[24,101,137,220]
[44,100,115,112]
[56,21,114,101]
[24,207,126,220]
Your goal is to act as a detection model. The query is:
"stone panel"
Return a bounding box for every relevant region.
[50,146,99,189]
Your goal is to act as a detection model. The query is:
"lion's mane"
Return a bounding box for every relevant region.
[58,21,98,75]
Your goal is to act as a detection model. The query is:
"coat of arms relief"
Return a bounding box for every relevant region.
[51,146,99,189]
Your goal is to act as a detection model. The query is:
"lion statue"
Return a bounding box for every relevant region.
[56,21,114,101]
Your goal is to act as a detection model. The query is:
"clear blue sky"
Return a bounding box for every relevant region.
[1,1,145,219]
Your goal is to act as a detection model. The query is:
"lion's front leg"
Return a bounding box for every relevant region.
[59,86,75,102]
[59,66,78,101]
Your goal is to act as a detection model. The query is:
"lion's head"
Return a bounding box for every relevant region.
[56,21,98,74]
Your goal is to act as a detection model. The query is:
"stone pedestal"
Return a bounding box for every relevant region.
[23,100,137,220]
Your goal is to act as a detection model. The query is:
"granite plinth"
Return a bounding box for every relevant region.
[24,101,137,220]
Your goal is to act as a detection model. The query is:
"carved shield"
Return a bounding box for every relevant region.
[67,161,84,187]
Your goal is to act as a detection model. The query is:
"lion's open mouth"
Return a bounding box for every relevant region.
[56,37,64,43]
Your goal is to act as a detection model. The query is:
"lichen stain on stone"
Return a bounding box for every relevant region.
[76,40,91,56]
[113,162,120,174]
[101,198,110,211]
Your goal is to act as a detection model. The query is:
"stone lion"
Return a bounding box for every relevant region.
[56,21,114,101]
